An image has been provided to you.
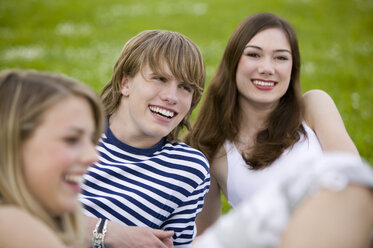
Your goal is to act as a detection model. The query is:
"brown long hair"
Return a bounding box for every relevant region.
[185,13,306,169]
[101,30,205,141]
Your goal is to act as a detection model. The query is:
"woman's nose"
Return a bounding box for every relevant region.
[258,57,275,75]
[80,141,99,167]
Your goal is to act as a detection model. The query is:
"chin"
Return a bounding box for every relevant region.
[148,129,173,139]
[50,200,79,216]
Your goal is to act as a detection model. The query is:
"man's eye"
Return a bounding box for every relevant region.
[180,84,193,92]
[154,76,167,82]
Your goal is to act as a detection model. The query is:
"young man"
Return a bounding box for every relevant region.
[80,30,209,248]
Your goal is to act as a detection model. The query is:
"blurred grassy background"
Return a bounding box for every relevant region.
[1,0,372,213]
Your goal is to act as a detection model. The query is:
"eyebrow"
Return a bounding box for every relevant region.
[245,45,292,54]
[149,71,189,84]
[67,126,85,134]
[149,71,172,79]
[67,126,96,138]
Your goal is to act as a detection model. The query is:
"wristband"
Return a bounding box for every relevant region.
[92,218,108,248]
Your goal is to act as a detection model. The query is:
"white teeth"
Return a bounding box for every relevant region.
[65,175,84,184]
[253,80,275,87]
[149,106,175,118]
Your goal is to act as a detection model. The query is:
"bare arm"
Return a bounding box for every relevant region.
[85,216,174,248]
[196,146,228,237]
[195,175,222,237]
[279,185,373,248]
[304,89,359,155]
[0,206,65,248]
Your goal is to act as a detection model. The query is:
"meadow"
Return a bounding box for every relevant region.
[1,0,372,212]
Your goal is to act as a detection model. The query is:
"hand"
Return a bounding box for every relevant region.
[152,229,174,248]
[105,221,174,248]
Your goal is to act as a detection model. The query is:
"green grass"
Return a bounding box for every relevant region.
[1,0,373,213]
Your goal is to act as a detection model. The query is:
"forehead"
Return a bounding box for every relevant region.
[143,62,172,76]
[143,62,194,84]
[247,28,291,50]
[39,96,94,132]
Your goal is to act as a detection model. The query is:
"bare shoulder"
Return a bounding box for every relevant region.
[303,89,335,110]
[303,89,338,129]
[0,206,64,248]
[213,145,227,164]
[302,89,358,154]
[0,205,34,223]
[303,89,331,99]
[211,145,227,175]
[210,145,228,194]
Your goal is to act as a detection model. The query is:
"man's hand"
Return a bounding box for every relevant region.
[105,221,174,248]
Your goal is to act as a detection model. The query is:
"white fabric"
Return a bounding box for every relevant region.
[225,123,323,207]
[193,153,373,248]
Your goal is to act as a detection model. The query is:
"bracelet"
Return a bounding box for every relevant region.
[92,218,108,248]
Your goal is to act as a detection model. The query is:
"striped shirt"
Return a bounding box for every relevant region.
[80,125,210,247]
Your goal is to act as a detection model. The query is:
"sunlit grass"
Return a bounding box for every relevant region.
[1,0,372,213]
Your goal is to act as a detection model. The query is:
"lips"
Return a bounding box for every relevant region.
[149,105,177,119]
[252,79,277,90]
[64,174,85,194]
[64,174,84,184]
[252,79,276,87]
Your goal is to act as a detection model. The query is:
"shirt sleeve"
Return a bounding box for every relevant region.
[161,161,210,247]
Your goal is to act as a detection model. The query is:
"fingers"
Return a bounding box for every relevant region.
[152,228,174,239]
[161,237,174,248]
[151,229,174,248]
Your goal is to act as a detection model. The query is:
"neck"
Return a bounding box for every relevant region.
[109,110,162,149]
[236,98,278,145]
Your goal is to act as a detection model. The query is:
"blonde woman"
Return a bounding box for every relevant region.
[0,70,104,247]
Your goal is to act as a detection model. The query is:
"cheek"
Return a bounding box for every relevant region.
[21,142,45,179]
[47,145,77,172]
[235,60,252,90]
[21,143,59,207]
[280,63,293,79]
[180,94,193,113]
[23,143,74,181]
[236,57,254,76]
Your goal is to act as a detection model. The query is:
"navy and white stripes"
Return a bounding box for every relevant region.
[80,126,210,247]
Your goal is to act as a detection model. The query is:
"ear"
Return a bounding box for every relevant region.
[120,76,130,96]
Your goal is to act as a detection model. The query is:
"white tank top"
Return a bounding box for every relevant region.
[225,123,323,208]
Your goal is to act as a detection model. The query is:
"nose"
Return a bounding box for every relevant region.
[258,57,275,75]
[160,81,178,105]
[80,141,99,168]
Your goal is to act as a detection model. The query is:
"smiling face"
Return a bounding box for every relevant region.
[116,63,194,147]
[21,96,98,216]
[236,28,293,109]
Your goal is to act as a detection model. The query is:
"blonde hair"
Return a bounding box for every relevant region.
[0,70,105,247]
[101,30,205,141]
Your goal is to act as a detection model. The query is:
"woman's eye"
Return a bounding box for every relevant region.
[276,56,289,61]
[246,53,259,58]
[64,136,79,144]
